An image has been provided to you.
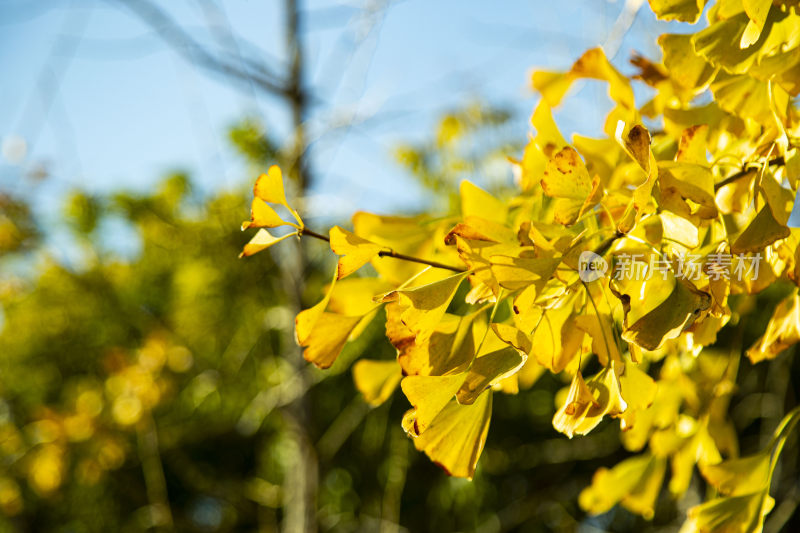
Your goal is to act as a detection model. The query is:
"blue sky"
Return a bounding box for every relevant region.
[0,0,678,243]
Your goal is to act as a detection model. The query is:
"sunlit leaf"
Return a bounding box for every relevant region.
[648,0,706,22]
[456,346,525,404]
[401,373,466,436]
[541,147,603,226]
[409,391,492,480]
[747,292,800,363]
[353,359,402,406]
[239,228,296,258]
[460,181,507,225]
[329,226,385,279]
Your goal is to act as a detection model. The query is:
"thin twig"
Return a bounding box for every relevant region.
[298,226,466,272]
[111,0,289,97]
[714,156,786,192]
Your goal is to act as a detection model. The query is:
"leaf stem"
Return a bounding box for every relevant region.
[298,226,467,273]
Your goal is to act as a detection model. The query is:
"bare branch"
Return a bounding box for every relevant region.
[110,0,290,97]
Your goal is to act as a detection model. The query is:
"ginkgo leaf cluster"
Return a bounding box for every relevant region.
[241,0,800,528]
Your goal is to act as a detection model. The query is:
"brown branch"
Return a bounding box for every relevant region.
[714,156,786,192]
[298,226,466,273]
[111,0,290,97]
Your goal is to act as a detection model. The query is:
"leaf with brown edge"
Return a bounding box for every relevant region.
[409,391,492,480]
[239,228,296,258]
[329,226,385,279]
[657,162,717,221]
[542,147,603,226]
[675,125,709,165]
[552,370,600,438]
[295,273,365,369]
[377,271,469,344]
[298,312,362,369]
[353,359,402,407]
[396,312,478,377]
[616,123,658,227]
[400,373,466,436]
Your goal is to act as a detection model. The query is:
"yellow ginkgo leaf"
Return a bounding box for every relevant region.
[239,228,296,258]
[699,451,771,497]
[253,165,303,226]
[298,312,362,369]
[759,169,794,226]
[747,292,800,363]
[254,165,288,206]
[489,253,562,292]
[541,147,603,226]
[571,48,636,111]
[669,417,722,496]
[394,311,477,377]
[682,491,774,533]
[579,453,666,520]
[352,359,402,407]
[511,285,543,334]
[675,125,709,165]
[456,346,525,405]
[378,271,469,344]
[329,226,385,279]
[410,391,492,480]
[571,363,628,436]
[612,275,711,351]
[491,323,533,354]
[647,0,705,23]
[661,211,700,249]
[616,123,658,222]
[658,161,717,221]
[731,206,790,254]
[400,373,466,436]
[531,295,584,373]
[460,181,507,225]
[295,273,365,369]
[241,198,290,230]
[531,71,572,108]
[574,312,623,367]
[552,370,598,439]
[741,0,773,48]
[659,34,716,95]
[618,362,658,432]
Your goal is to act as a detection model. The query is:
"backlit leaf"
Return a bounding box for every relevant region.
[541,147,603,226]
[409,391,492,480]
[329,226,385,279]
[353,359,402,406]
[239,228,296,258]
